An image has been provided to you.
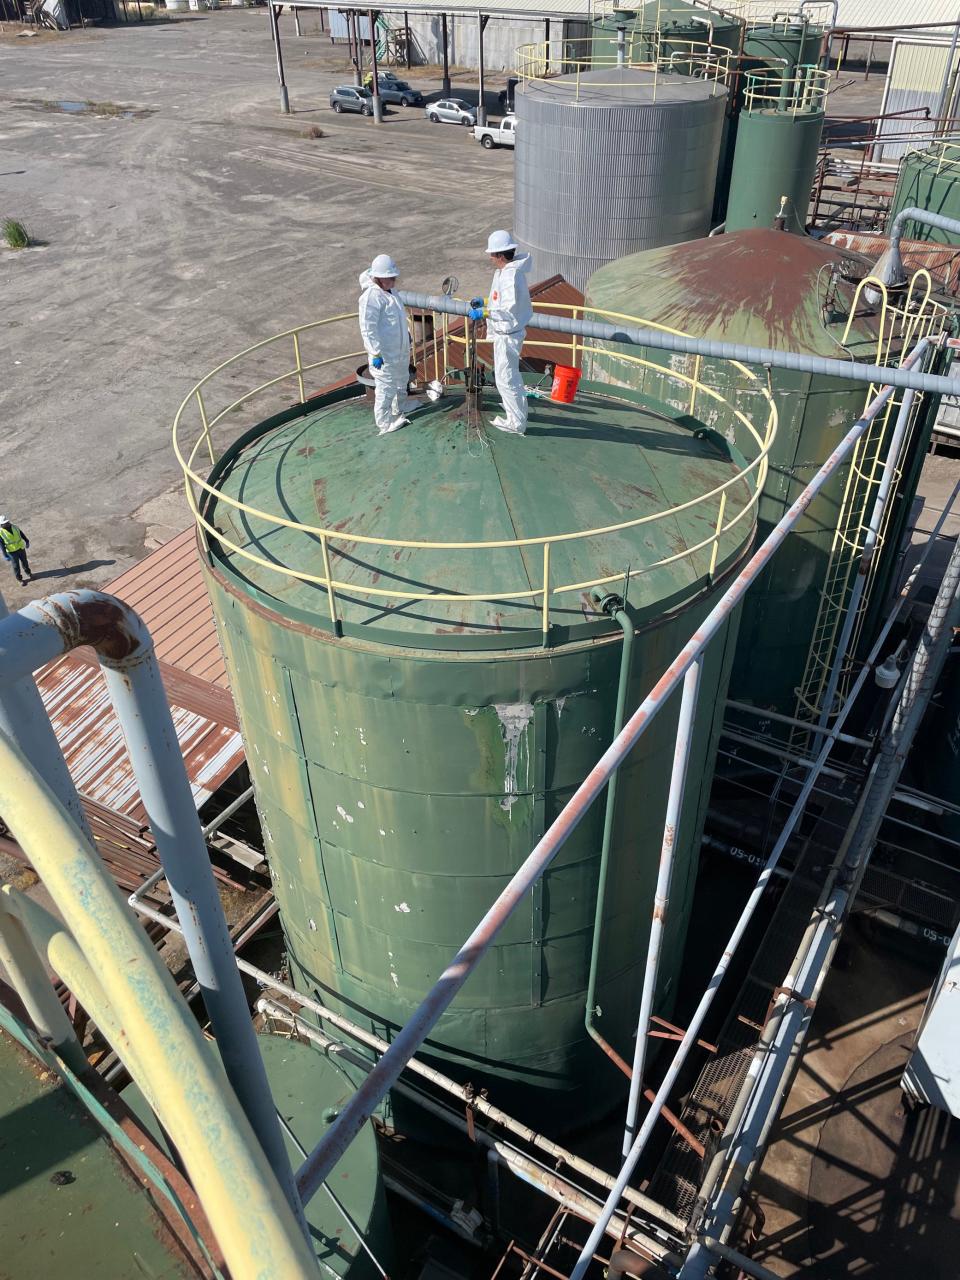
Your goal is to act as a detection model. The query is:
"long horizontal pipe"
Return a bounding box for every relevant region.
[259,1000,678,1262]
[396,290,955,397]
[293,342,925,1207]
[131,883,684,1234]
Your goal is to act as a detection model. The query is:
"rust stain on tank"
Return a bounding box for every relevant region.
[314,478,328,521]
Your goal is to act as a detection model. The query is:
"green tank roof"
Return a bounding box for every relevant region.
[207,380,755,649]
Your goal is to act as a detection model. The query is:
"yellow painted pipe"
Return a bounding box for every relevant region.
[0,734,320,1280]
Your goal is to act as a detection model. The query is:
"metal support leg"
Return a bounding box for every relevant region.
[269,2,290,114]
[441,12,450,95]
[477,13,488,127]
[369,7,383,122]
[623,658,702,1156]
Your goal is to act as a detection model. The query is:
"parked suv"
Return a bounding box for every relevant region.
[329,85,374,116]
[378,79,424,107]
[425,98,477,126]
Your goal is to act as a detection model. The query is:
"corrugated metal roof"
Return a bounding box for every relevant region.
[34,527,244,825]
[36,654,241,823]
[105,527,228,689]
[305,0,590,15]
[822,230,960,294]
[832,2,959,30]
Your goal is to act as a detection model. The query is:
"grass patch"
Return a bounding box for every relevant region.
[301,124,325,139]
[2,219,29,250]
[88,101,126,116]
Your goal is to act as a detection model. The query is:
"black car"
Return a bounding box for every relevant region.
[497,77,518,114]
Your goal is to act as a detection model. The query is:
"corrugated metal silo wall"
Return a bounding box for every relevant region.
[514,84,726,292]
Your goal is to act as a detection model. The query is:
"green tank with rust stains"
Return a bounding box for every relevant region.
[584,228,939,721]
[889,141,960,246]
[198,373,756,1129]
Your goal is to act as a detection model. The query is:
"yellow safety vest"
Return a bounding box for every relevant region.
[0,526,25,554]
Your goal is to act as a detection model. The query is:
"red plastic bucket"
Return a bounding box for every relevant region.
[550,364,581,404]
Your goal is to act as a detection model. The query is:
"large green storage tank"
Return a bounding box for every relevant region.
[888,140,960,245]
[584,228,935,720]
[725,67,826,234]
[197,373,758,1127]
[741,17,823,75]
[590,2,743,65]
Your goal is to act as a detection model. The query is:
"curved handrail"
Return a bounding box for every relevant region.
[0,736,320,1280]
[514,35,733,100]
[172,302,777,629]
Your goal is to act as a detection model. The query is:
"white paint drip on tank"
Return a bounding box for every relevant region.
[495,702,534,814]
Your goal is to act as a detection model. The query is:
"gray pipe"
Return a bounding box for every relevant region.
[883,206,960,287]
[0,591,92,840]
[0,590,308,1237]
[395,290,955,397]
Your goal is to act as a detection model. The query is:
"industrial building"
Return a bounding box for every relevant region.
[2,2,960,1279]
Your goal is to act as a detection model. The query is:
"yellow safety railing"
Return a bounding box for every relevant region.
[792,266,948,730]
[172,301,778,639]
[742,65,829,115]
[0,738,320,1280]
[515,35,733,102]
[930,136,960,175]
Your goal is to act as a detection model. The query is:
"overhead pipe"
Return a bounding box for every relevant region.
[395,290,954,397]
[291,342,927,1209]
[0,591,307,1237]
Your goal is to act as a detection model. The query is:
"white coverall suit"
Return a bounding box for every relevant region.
[487,252,533,434]
[358,271,413,433]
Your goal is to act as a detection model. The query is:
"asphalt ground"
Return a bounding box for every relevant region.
[0,10,513,598]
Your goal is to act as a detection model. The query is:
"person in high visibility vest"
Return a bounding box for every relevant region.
[0,517,32,584]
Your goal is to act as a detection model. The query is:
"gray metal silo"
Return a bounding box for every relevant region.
[515,67,727,291]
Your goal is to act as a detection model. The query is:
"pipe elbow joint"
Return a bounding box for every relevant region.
[23,591,153,669]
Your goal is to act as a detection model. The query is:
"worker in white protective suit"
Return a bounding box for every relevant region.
[469,230,533,436]
[358,254,421,435]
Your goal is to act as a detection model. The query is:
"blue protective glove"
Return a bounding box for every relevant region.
[468,306,486,322]
[470,296,484,308]
[371,354,384,370]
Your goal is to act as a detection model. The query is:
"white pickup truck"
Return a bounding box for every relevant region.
[472,115,517,149]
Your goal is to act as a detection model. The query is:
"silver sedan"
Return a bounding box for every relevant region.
[424,98,477,126]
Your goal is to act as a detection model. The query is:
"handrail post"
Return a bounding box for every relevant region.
[292,331,306,404]
[541,543,551,644]
[196,387,215,465]
[708,491,727,580]
[320,534,340,635]
[622,657,702,1156]
[688,353,702,418]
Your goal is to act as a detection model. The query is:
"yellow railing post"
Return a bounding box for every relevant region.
[709,491,727,580]
[542,542,551,643]
[196,388,215,466]
[688,354,702,418]
[292,331,306,405]
[320,534,339,633]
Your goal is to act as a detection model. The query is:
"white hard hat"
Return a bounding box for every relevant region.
[0,516,7,525]
[370,253,399,278]
[486,229,518,254]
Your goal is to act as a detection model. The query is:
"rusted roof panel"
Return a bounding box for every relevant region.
[822,230,960,297]
[104,527,229,688]
[35,655,243,821]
